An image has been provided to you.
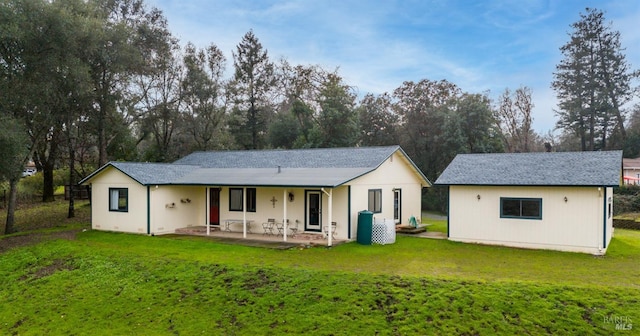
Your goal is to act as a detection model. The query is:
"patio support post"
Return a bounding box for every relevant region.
[321,188,333,247]
[283,189,288,242]
[243,187,247,238]
[206,187,210,236]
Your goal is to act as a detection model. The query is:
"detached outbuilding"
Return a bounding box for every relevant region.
[435,151,622,255]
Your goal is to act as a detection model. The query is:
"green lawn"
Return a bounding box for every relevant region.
[1,202,639,335]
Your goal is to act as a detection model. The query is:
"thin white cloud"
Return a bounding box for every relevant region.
[146,0,640,134]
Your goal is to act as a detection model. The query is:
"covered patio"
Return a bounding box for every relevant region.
[203,186,342,247]
[174,225,346,248]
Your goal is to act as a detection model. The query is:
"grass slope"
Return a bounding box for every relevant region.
[1,202,638,335]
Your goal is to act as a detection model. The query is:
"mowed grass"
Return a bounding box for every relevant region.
[1,202,639,335]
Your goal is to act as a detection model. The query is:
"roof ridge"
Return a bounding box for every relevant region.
[183,145,400,155]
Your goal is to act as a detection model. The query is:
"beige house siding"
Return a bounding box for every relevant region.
[605,187,614,247]
[89,167,148,234]
[349,151,424,239]
[215,186,351,239]
[149,186,205,235]
[449,185,612,254]
[84,149,427,241]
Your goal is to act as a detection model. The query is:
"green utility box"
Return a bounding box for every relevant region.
[357,210,374,245]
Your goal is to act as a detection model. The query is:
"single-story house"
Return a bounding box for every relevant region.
[435,150,622,255]
[622,157,640,185]
[79,145,430,246]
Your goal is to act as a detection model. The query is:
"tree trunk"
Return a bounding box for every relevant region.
[4,177,19,235]
[39,128,59,202]
[98,98,108,166]
[42,161,55,202]
[588,108,595,151]
[67,128,75,219]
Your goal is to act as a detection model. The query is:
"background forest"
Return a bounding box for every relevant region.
[1,1,639,233]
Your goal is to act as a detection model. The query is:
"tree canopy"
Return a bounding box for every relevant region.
[3,1,639,232]
[552,7,639,151]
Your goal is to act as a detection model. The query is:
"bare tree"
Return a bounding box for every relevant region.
[495,86,534,152]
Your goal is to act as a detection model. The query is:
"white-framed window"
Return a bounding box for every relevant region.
[393,189,402,223]
[500,197,542,220]
[368,189,382,213]
[109,188,128,212]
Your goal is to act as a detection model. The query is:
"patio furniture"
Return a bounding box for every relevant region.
[276,219,289,236]
[289,219,300,235]
[262,218,276,235]
[224,219,254,233]
[323,221,337,239]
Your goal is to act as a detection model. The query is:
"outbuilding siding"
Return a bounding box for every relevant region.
[448,185,611,254]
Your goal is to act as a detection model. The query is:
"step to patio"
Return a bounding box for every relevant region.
[291,233,326,241]
[175,226,219,235]
[396,225,427,234]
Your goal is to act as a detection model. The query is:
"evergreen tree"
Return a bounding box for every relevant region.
[552,8,638,150]
[229,31,276,149]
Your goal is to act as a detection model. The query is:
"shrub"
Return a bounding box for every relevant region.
[16,169,70,202]
[614,186,640,215]
[422,186,448,213]
[615,185,640,196]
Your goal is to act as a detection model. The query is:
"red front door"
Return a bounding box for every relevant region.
[209,188,220,225]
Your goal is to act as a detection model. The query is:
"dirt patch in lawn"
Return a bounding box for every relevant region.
[19,258,78,281]
[0,229,80,254]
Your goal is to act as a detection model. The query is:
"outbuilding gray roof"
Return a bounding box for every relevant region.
[80,146,430,188]
[435,151,622,187]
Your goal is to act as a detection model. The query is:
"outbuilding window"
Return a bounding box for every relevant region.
[109,188,128,212]
[500,197,542,220]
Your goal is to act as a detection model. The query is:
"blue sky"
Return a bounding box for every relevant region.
[146,0,640,134]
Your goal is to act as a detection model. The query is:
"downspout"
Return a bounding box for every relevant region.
[147,186,151,235]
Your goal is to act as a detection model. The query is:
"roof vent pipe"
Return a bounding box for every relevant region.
[277,165,281,173]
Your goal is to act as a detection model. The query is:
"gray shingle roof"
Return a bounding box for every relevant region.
[174,168,373,187]
[435,151,622,186]
[173,146,400,168]
[80,146,430,187]
[108,162,194,185]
